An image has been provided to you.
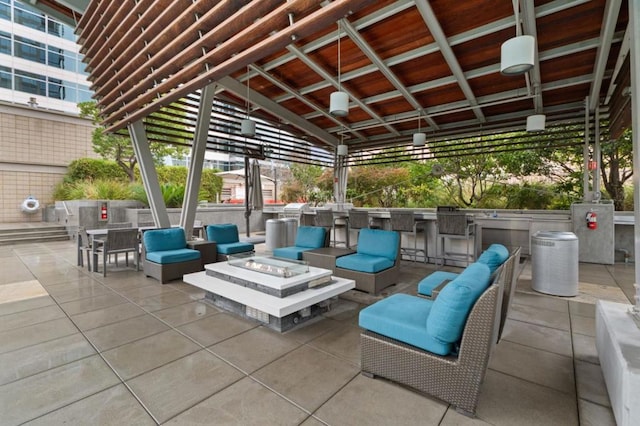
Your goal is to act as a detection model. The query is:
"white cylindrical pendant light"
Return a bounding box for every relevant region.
[241,119,256,137]
[337,144,348,156]
[526,114,546,132]
[500,35,535,75]
[330,91,349,117]
[413,132,426,146]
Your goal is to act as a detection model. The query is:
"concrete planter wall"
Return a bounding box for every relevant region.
[53,200,266,237]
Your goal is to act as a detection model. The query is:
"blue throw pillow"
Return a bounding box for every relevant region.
[426,262,491,344]
[487,244,509,263]
[477,250,503,274]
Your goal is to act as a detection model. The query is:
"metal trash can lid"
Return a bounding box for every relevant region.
[533,231,578,241]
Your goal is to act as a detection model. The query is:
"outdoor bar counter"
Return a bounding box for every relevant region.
[261,205,634,265]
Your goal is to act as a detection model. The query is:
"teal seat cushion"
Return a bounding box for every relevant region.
[143,228,186,253]
[217,242,254,255]
[273,246,311,260]
[426,262,491,344]
[417,271,460,296]
[357,229,399,261]
[146,248,200,264]
[336,253,394,273]
[359,294,452,355]
[206,224,240,244]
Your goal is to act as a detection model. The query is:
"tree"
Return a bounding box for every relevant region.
[78,101,187,182]
[601,128,633,210]
[283,164,325,204]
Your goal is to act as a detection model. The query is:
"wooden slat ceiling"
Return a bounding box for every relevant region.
[70,0,629,165]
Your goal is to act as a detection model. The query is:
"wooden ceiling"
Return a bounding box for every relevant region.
[71,0,630,165]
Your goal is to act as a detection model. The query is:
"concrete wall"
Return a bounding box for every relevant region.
[0,102,95,223]
[55,200,266,237]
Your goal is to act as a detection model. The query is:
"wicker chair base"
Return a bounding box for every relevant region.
[144,258,203,284]
[360,283,500,416]
[334,263,399,294]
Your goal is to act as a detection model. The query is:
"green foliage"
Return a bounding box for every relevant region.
[201,169,223,203]
[78,101,187,182]
[160,183,186,208]
[66,158,128,182]
[53,179,133,200]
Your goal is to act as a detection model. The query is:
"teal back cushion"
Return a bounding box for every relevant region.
[477,250,503,274]
[426,262,491,343]
[357,229,399,260]
[143,228,186,253]
[206,224,239,244]
[487,244,509,262]
[295,226,326,248]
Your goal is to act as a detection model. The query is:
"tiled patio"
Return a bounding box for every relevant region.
[0,235,631,425]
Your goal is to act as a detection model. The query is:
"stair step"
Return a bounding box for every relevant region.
[0,224,70,246]
[0,235,70,246]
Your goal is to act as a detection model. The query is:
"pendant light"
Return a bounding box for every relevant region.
[330,20,349,117]
[241,65,256,137]
[500,0,535,75]
[413,112,426,146]
[526,114,546,132]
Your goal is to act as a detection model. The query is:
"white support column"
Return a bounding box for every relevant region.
[583,96,592,201]
[594,106,601,200]
[128,120,170,228]
[631,0,640,312]
[180,84,216,238]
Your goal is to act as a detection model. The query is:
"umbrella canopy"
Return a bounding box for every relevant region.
[249,160,264,211]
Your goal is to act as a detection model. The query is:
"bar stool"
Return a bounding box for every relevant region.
[347,209,370,249]
[435,207,475,267]
[315,209,346,247]
[389,210,425,262]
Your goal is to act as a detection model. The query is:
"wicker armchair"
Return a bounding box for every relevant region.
[360,262,511,416]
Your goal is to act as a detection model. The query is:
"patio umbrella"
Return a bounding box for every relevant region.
[244,158,264,238]
[249,159,264,211]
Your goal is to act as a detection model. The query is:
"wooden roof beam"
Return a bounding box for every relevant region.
[90,0,220,89]
[92,0,251,96]
[83,0,154,62]
[80,1,131,55]
[104,0,377,132]
[76,0,107,41]
[98,0,310,113]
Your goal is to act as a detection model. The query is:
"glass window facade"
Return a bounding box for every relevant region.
[0,1,93,106]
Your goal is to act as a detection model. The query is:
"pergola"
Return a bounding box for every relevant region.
[34,1,639,286]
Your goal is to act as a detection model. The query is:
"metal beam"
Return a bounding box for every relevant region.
[216,76,340,147]
[340,19,439,130]
[521,0,544,112]
[128,120,170,228]
[415,0,485,122]
[589,0,623,111]
[286,44,401,136]
[180,83,216,238]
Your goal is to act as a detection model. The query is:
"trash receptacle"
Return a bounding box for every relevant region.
[281,217,299,246]
[266,219,286,251]
[531,231,579,296]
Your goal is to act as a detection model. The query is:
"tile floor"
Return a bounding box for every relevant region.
[0,237,632,425]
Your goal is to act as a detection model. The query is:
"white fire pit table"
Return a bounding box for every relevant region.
[183,254,354,332]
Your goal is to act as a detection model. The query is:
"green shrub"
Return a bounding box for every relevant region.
[67,158,128,182]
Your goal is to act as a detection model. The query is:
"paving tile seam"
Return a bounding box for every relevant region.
[299,369,364,422]
[0,265,164,425]
[0,348,97,388]
[486,366,578,397]
[246,375,317,416]
[158,374,249,425]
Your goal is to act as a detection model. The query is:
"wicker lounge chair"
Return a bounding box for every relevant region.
[360,250,520,416]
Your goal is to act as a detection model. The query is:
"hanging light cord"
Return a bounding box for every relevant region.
[337,20,342,91]
[246,65,251,118]
[513,0,521,36]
